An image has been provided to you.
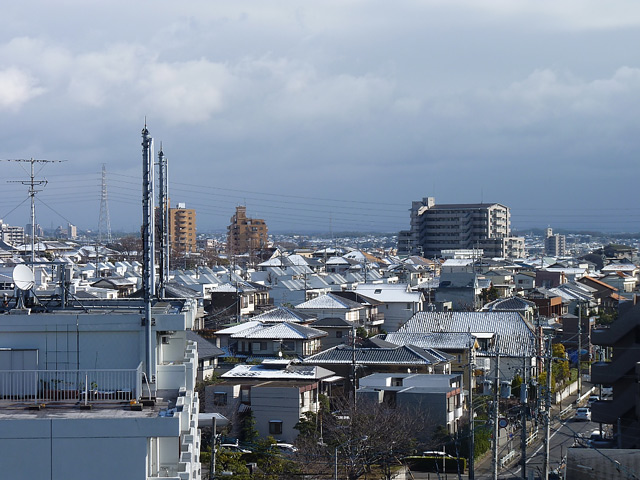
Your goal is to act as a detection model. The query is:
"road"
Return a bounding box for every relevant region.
[474,407,599,480]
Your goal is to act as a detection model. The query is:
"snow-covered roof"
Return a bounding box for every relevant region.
[296,293,364,310]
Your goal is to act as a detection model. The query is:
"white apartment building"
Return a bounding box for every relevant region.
[401,197,524,258]
[0,298,202,480]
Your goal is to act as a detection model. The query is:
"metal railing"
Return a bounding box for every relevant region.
[0,363,143,404]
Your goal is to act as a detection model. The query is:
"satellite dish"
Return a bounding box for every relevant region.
[13,265,35,291]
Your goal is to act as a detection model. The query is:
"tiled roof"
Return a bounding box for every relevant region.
[399,311,535,357]
[384,332,477,350]
[252,307,316,323]
[303,344,449,366]
[234,322,327,340]
[482,296,536,312]
[216,321,263,335]
[296,293,363,310]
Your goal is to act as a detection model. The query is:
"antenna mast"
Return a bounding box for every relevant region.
[4,158,64,265]
[141,124,156,387]
[98,164,112,245]
[157,146,169,297]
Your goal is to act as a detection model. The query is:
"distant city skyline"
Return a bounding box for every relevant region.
[1,2,639,234]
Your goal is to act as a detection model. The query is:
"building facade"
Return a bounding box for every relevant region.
[402,197,524,258]
[169,203,197,254]
[545,227,566,257]
[227,206,268,256]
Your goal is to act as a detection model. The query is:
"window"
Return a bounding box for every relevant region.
[336,331,343,338]
[269,420,283,435]
[213,392,227,406]
[241,387,251,404]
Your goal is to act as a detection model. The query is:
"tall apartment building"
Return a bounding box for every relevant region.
[401,197,524,258]
[544,227,566,256]
[0,219,24,245]
[169,203,196,254]
[227,206,268,255]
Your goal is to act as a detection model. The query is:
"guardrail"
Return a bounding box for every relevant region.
[499,450,516,468]
[0,364,142,404]
[559,405,574,418]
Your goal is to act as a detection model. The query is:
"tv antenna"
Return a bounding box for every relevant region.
[3,158,66,265]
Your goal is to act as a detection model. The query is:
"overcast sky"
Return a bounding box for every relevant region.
[1,1,639,235]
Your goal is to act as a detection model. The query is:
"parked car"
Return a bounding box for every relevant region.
[219,443,252,454]
[574,407,591,421]
[422,451,454,458]
[274,443,298,454]
[588,395,600,406]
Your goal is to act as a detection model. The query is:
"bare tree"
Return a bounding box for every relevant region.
[294,396,437,480]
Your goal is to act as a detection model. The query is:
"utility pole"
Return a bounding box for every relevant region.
[543,335,552,480]
[492,336,500,480]
[5,158,64,265]
[468,343,475,480]
[520,353,528,480]
[578,302,583,398]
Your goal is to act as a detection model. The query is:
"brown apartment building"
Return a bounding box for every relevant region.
[169,202,196,254]
[227,206,268,255]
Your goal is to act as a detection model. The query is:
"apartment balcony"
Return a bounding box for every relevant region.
[592,306,640,347]
[0,364,143,405]
[591,380,636,425]
[591,346,640,385]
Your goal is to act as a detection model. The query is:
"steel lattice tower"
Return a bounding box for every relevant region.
[98,164,112,244]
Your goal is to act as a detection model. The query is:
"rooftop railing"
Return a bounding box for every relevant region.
[0,363,142,404]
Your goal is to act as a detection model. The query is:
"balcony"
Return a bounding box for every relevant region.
[591,346,640,385]
[591,380,636,425]
[0,363,143,404]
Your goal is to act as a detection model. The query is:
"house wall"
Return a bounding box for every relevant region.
[251,385,309,443]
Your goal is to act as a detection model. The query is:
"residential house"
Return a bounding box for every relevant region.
[215,321,326,360]
[354,283,424,332]
[205,360,336,443]
[398,311,537,382]
[303,341,452,395]
[295,293,364,325]
[383,332,479,391]
[357,373,464,434]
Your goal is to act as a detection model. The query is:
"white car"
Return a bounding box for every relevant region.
[274,443,298,454]
[574,407,591,421]
[219,443,252,454]
[422,451,454,458]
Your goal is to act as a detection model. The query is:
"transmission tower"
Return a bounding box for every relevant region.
[98,164,112,244]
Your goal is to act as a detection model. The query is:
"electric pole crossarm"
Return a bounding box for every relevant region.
[2,158,65,265]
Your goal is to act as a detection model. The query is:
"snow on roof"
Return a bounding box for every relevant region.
[236,322,327,340]
[355,284,422,303]
[221,363,334,380]
[252,307,311,323]
[296,293,363,310]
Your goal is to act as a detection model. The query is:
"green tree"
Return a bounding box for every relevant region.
[241,412,259,444]
[552,344,570,384]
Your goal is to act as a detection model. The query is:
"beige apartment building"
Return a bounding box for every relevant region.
[169,202,196,254]
[227,206,268,255]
